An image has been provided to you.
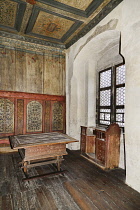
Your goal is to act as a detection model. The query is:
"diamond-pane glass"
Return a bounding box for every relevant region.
[105,114,110,120]
[116,65,125,85]
[116,109,124,113]
[100,109,110,113]
[100,109,110,125]
[100,120,110,125]
[116,114,123,122]
[100,113,104,120]
[116,109,124,127]
[100,90,111,106]
[116,87,125,105]
[100,69,111,88]
[117,122,124,127]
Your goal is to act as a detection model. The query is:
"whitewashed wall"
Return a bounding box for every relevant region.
[66,0,140,193]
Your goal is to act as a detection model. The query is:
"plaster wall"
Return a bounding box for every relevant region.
[66,0,140,192]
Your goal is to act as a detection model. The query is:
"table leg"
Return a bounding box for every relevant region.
[23,161,28,173]
[57,156,61,171]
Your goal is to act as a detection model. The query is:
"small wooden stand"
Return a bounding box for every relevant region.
[81,123,121,170]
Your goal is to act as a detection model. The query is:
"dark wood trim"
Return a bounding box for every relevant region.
[37,0,87,17]
[15,1,26,32]
[0,90,65,101]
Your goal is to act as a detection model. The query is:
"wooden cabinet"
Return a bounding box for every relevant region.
[80,123,121,170]
[80,126,95,154]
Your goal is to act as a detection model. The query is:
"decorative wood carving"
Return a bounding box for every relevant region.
[0,91,66,137]
[0,98,14,134]
[27,101,42,132]
[52,101,63,131]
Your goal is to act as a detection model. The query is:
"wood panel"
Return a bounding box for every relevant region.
[15,51,26,92]
[52,101,64,132]
[16,99,24,135]
[26,53,43,93]
[44,55,65,95]
[95,139,105,164]
[24,144,66,161]
[86,136,95,153]
[0,91,66,137]
[0,48,16,91]
[45,101,51,132]
[0,47,65,96]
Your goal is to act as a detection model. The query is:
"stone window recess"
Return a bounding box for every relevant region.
[97,63,125,127]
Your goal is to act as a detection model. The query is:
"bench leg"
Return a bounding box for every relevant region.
[57,156,61,171]
[23,161,28,173]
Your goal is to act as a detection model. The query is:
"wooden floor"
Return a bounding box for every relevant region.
[0,150,140,210]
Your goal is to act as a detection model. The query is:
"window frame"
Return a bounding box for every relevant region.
[96,63,125,128]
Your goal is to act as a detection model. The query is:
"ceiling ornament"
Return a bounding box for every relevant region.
[26,0,36,5]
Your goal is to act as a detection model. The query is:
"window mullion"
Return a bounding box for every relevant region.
[111,66,116,123]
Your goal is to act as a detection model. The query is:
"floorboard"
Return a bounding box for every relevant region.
[0,150,140,210]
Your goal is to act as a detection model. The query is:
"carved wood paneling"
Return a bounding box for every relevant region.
[27,100,43,133]
[0,98,14,134]
[0,91,66,137]
[52,101,64,131]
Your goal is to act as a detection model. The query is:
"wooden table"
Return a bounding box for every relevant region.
[10,132,78,180]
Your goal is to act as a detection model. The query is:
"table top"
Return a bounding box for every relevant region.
[10,132,78,149]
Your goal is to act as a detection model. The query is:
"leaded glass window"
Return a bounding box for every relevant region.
[98,64,125,127]
[115,64,125,127]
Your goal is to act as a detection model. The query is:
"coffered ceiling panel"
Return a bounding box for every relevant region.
[55,0,93,10]
[0,0,26,32]
[0,0,123,49]
[26,7,82,43]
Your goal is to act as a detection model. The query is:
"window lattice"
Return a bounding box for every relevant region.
[116,87,125,105]
[100,109,111,113]
[116,109,124,127]
[99,109,111,125]
[100,69,111,88]
[116,109,124,113]
[98,64,125,127]
[100,120,110,125]
[100,90,111,106]
[116,65,125,85]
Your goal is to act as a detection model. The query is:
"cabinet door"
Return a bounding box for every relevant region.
[95,138,105,164]
[86,136,95,153]
[81,135,86,153]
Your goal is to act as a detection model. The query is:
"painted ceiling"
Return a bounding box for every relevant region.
[0,0,123,49]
